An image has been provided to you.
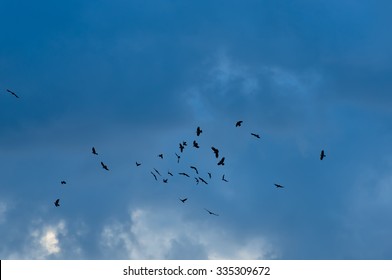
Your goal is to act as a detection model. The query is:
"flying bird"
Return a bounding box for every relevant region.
[211,147,219,158]
[235,120,243,127]
[168,171,173,176]
[182,141,187,146]
[190,166,199,174]
[251,133,261,139]
[274,184,284,188]
[6,89,19,98]
[195,177,199,185]
[151,172,157,181]
[179,172,190,177]
[136,161,141,166]
[153,168,161,176]
[208,172,212,179]
[92,147,98,155]
[101,162,109,171]
[198,177,208,185]
[60,181,66,185]
[217,157,225,166]
[204,208,219,216]
[54,199,60,207]
[222,174,228,182]
[158,154,164,159]
[320,150,326,160]
[196,126,203,136]
[179,198,188,203]
[175,153,181,163]
[163,178,168,183]
[193,140,199,148]
[179,143,185,153]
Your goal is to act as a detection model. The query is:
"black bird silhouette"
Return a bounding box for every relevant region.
[175,153,181,163]
[179,143,185,153]
[217,157,225,166]
[6,89,19,98]
[211,147,219,158]
[251,133,261,139]
[320,150,326,160]
[222,174,228,182]
[196,126,203,136]
[195,177,199,185]
[54,199,60,207]
[136,161,141,166]
[208,172,212,179]
[60,181,66,185]
[182,141,187,146]
[153,168,161,176]
[101,162,109,171]
[235,120,243,127]
[163,178,168,183]
[168,171,173,176]
[179,198,188,203]
[199,177,208,185]
[193,140,200,148]
[190,166,199,174]
[204,208,219,216]
[179,172,190,177]
[274,184,284,188]
[158,154,164,159]
[92,147,98,155]
[151,172,157,181]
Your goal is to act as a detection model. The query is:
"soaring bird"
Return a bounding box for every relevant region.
[179,143,185,153]
[274,184,284,188]
[208,172,212,179]
[60,181,66,185]
[136,161,141,166]
[151,172,157,181]
[182,141,187,146]
[163,178,168,183]
[54,199,60,207]
[196,126,203,136]
[158,154,164,159]
[6,89,19,98]
[175,153,181,163]
[92,147,98,155]
[168,171,173,177]
[204,208,219,216]
[179,172,190,177]
[190,166,199,174]
[320,150,326,160]
[251,133,261,139]
[235,120,243,127]
[211,147,219,158]
[222,174,228,182]
[199,177,208,185]
[153,168,161,176]
[193,140,200,148]
[179,198,188,203]
[217,157,225,166]
[101,162,109,171]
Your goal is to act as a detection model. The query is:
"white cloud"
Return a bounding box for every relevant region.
[0,201,7,224]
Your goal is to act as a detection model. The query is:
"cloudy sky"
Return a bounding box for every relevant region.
[1,0,392,260]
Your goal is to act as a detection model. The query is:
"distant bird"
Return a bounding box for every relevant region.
[195,177,199,185]
[54,199,60,207]
[158,154,164,159]
[251,133,261,139]
[6,89,19,98]
[320,150,326,160]
[199,177,208,185]
[274,184,284,188]
[190,166,199,174]
[175,153,181,163]
[136,161,141,166]
[196,126,203,136]
[151,172,157,181]
[211,147,219,158]
[153,168,161,176]
[92,147,98,155]
[60,181,66,185]
[101,162,109,171]
[168,171,173,177]
[204,208,219,216]
[193,140,200,148]
[179,198,188,203]
[179,172,190,177]
[235,120,243,127]
[222,174,228,182]
[179,143,185,153]
[182,141,187,146]
[163,178,168,183]
[208,172,212,179]
[217,157,225,166]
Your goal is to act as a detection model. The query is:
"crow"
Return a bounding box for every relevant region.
[190,166,199,174]
[179,172,190,177]
[179,143,185,153]
[136,161,141,166]
[101,162,109,171]
[251,133,261,139]
[222,174,228,182]
[217,157,225,166]
[158,154,164,159]
[60,181,66,185]
[175,153,181,163]
[204,208,219,216]
[199,177,208,185]
[274,184,284,188]
[208,172,212,179]
[235,120,243,127]
[320,150,326,160]
[6,89,19,98]
[211,147,219,158]
[179,198,188,203]
[168,171,173,177]
[196,126,203,136]
[153,168,161,176]
[54,199,60,207]
[193,140,200,148]
[163,178,168,183]
[92,147,98,155]
[151,172,157,181]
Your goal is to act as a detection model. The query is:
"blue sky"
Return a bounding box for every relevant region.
[1,0,392,259]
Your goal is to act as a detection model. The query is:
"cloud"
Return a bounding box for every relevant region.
[0,201,7,224]
[100,207,278,259]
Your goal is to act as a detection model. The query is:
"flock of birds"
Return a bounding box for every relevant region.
[3,88,327,217]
